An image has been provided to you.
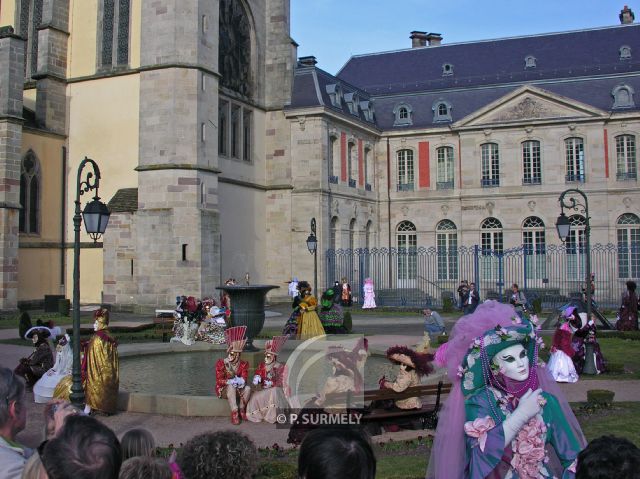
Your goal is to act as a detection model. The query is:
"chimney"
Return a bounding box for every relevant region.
[426,32,443,46]
[410,31,428,48]
[298,56,317,67]
[620,5,635,24]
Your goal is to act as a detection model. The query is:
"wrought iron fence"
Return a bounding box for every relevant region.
[325,243,640,310]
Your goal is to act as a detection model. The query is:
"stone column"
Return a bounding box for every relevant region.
[0,28,25,311]
[34,0,69,135]
[134,0,220,309]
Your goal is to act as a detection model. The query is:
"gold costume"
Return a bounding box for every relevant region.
[297,296,325,340]
[54,309,119,413]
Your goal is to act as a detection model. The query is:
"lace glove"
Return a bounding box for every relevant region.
[253,375,262,385]
[264,380,273,388]
[502,388,543,446]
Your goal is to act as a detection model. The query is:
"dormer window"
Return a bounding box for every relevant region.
[620,45,632,60]
[361,100,375,122]
[344,92,360,115]
[612,84,635,109]
[325,83,343,108]
[524,55,537,69]
[432,100,452,122]
[442,63,454,76]
[393,103,413,126]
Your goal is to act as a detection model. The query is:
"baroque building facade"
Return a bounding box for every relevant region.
[0,1,638,310]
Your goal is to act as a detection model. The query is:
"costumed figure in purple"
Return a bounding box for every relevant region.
[282,280,310,337]
[616,280,638,331]
[547,307,578,383]
[570,311,606,375]
[427,301,585,479]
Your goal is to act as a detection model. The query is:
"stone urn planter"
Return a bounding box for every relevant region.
[216,284,279,351]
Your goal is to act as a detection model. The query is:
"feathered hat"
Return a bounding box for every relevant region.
[24,325,52,340]
[93,308,110,330]
[224,325,247,353]
[265,335,288,356]
[386,345,434,377]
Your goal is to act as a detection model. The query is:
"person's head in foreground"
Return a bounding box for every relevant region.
[0,367,27,440]
[177,430,258,479]
[120,428,156,460]
[298,428,376,479]
[576,435,640,479]
[119,456,172,479]
[40,415,122,479]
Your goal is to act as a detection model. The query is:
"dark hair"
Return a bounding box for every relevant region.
[627,281,637,293]
[121,428,156,460]
[119,456,172,479]
[0,367,25,427]
[41,415,122,479]
[512,283,519,289]
[576,435,640,479]
[177,430,258,479]
[298,428,376,479]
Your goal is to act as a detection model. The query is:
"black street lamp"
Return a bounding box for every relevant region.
[306,218,318,297]
[70,157,110,407]
[555,189,594,347]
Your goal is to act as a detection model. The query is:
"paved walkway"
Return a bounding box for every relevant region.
[3,305,639,450]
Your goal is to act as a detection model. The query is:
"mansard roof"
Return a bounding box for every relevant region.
[337,24,640,95]
[289,23,640,131]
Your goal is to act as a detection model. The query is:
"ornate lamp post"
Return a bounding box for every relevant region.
[555,188,597,373]
[70,157,110,407]
[306,218,318,297]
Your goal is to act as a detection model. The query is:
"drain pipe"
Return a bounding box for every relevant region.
[60,146,67,293]
[386,137,392,288]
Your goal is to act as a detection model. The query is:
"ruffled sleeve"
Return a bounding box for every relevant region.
[543,393,581,479]
[464,391,506,478]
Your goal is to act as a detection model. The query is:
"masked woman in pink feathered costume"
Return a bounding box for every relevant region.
[427,301,585,479]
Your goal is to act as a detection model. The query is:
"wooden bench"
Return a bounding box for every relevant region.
[154,310,176,342]
[324,381,452,435]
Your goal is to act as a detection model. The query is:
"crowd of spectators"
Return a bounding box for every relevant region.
[2,365,640,479]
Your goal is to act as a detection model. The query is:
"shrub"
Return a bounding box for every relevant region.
[531,298,542,315]
[18,311,32,339]
[586,389,615,407]
[437,333,449,345]
[343,311,353,333]
[254,461,296,479]
[442,297,454,313]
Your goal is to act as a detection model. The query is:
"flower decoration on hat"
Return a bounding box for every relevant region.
[224,325,247,353]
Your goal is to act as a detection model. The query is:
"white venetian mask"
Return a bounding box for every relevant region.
[493,344,529,381]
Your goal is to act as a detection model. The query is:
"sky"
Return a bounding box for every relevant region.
[291,0,635,75]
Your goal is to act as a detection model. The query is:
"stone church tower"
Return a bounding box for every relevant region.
[104,0,296,309]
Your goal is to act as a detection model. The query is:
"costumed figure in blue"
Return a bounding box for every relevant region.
[427,301,585,479]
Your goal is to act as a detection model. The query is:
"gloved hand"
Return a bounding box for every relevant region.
[226,377,235,387]
[264,380,273,388]
[235,376,245,388]
[502,388,543,446]
[253,375,262,385]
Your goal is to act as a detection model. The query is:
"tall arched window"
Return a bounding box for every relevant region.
[347,142,356,186]
[397,221,417,286]
[98,0,131,69]
[480,218,503,281]
[522,140,541,185]
[481,143,500,187]
[349,219,356,251]
[18,0,43,78]
[397,149,414,191]
[364,147,372,190]
[328,133,339,183]
[565,137,585,183]
[219,0,252,97]
[566,215,586,281]
[523,216,546,280]
[616,134,637,180]
[436,146,454,189]
[19,151,40,234]
[617,213,640,278]
[365,220,372,251]
[436,220,458,280]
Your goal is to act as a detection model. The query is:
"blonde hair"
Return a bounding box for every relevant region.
[21,453,45,479]
[118,457,172,479]
[121,428,156,460]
